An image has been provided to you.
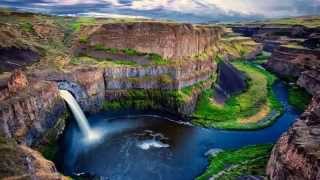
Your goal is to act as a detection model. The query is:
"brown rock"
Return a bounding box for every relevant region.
[7,70,28,93]
[267,95,320,180]
[0,137,65,179]
[75,22,223,60]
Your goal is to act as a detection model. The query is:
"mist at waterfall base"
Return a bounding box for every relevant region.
[59,90,101,142]
[56,82,300,180]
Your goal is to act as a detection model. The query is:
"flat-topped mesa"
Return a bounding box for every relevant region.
[75,22,223,60]
[230,24,320,52]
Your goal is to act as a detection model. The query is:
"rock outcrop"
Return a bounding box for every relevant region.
[0,47,40,72]
[76,22,223,60]
[214,61,247,103]
[0,137,65,179]
[231,24,320,52]
[0,71,66,146]
[267,94,320,180]
[104,59,215,90]
[266,46,320,78]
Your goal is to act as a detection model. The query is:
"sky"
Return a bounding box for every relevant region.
[0,0,320,23]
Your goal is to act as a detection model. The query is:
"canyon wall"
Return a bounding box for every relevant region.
[104,59,214,90]
[267,94,320,180]
[231,25,320,52]
[0,137,64,179]
[77,22,223,59]
[0,71,66,146]
[0,22,224,147]
[266,46,320,79]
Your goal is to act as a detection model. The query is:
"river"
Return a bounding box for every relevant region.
[56,82,300,180]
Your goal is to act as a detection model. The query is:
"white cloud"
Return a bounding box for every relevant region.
[129,0,320,17]
[75,12,150,19]
[34,0,121,6]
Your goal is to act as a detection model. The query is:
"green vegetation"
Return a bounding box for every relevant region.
[288,86,312,111]
[148,53,168,65]
[19,21,34,33]
[197,144,273,180]
[102,80,210,111]
[70,56,138,66]
[76,45,170,66]
[38,112,69,161]
[0,137,26,178]
[253,51,271,65]
[79,36,88,43]
[70,17,96,32]
[219,38,257,59]
[260,16,320,28]
[193,61,283,130]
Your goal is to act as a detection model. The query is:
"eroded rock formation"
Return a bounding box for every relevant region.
[0,137,65,179]
[76,22,223,60]
[267,94,320,180]
[266,46,320,79]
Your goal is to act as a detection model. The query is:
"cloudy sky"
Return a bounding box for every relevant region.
[0,0,320,22]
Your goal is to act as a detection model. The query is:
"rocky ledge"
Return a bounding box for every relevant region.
[0,137,65,179]
[76,22,223,60]
[267,94,320,179]
[266,45,320,78]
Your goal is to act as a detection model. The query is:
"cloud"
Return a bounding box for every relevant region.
[0,0,319,22]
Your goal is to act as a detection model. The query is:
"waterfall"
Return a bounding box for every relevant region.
[59,90,99,140]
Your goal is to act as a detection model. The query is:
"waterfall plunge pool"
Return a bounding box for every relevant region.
[56,82,300,180]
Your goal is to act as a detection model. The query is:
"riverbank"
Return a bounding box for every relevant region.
[197,144,273,180]
[192,61,283,130]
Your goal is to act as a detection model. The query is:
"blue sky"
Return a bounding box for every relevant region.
[0,0,320,22]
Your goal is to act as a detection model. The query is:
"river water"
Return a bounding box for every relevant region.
[56,82,300,180]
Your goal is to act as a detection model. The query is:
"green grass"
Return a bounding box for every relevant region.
[197,144,273,180]
[260,17,320,28]
[70,56,137,66]
[19,21,34,33]
[102,80,211,112]
[70,17,96,32]
[252,51,271,65]
[79,36,88,43]
[193,61,283,130]
[83,45,170,66]
[148,53,169,65]
[288,86,312,111]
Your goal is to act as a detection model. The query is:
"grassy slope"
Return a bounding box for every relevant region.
[288,86,312,111]
[259,16,320,28]
[193,61,282,130]
[197,144,273,180]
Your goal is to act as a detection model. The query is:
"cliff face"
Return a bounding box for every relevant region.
[231,25,320,52]
[0,21,225,145]
[77,22,222,60]
[104,59,214,90]
[266,46,320,78]
[0,71,66,146]
[0,137,64,179]
[267,94,320,180]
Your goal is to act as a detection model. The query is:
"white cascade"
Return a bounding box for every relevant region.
[59,90,98,140]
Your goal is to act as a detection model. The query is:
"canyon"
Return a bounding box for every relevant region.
[233,23,320,179]
[0,9,319,180]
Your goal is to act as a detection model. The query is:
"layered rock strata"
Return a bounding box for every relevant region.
[266,46,320,78]
[77,22,223,60]
[0,71,66,146]
[267,94,320,180]
[104,59,215,90]
[0,137,65,179]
